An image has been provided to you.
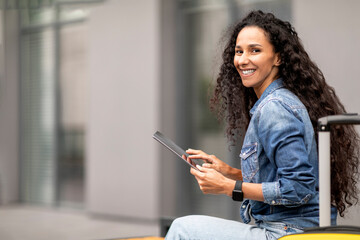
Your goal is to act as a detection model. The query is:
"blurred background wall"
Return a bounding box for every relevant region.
[0,8,19,205]
[0,0,359,233]
[86,0,161,220]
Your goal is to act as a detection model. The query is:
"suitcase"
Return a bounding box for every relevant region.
[279,114,360,239]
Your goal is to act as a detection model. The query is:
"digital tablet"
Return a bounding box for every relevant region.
[153,131,203,171]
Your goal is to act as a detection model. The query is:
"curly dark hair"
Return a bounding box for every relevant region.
[211,10,360,217]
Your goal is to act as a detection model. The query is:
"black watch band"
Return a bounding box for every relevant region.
[232,180,244,202]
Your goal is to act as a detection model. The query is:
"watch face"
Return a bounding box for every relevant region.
[232,190,243,201]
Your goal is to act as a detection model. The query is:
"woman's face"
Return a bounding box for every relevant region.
[233,26,280,98]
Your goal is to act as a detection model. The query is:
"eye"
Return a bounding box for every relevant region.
[252,49,261,53]
[235,50,243,54]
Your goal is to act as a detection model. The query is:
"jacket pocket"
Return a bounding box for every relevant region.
[240,143,259,181]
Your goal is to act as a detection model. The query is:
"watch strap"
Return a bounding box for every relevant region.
[235,180,243,191]
[232,180,244,201]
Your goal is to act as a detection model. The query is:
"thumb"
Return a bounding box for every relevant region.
[197,164,209,172]
[191,165,205,177]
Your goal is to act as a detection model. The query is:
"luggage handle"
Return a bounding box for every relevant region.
[317,113,360,227]
[318,113,360,131]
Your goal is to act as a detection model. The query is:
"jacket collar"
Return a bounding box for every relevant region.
[250,78,284,116]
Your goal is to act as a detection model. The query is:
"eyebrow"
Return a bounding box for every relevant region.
[235,43,263,48]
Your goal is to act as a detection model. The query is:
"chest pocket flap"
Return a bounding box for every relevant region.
[240,143,259,181]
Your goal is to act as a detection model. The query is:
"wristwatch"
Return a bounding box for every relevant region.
[232,180,244,201]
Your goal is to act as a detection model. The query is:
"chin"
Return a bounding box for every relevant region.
[241,80,255,88]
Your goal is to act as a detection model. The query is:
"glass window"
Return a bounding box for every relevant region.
[19,1,99,208]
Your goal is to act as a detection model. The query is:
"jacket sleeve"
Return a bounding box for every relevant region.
[257,99,316,207]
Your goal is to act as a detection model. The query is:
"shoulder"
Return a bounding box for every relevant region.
[251,88,309,133]
[256,88,306,118]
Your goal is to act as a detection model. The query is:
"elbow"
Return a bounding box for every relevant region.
[277,178,316,207]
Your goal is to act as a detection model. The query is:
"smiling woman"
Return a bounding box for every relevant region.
[165,10,360,240]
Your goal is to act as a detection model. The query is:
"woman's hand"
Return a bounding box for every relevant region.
[186,149,242,180]
[190,164,235,196]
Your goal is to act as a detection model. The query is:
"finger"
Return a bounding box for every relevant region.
[190,166,205,177]
[190,167,196,175]
[188,154,204,159]
[188,154,208,160]
[194,175,202,183]
[186,149,203,155]
[196,165,211,173]
[202,163,213,168]
[194,165,208,176]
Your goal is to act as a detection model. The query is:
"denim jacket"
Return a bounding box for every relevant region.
[239,79,337,229]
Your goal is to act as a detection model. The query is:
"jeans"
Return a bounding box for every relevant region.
[165,215,303,240]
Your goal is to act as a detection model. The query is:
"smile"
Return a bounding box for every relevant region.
[241,69,255,75]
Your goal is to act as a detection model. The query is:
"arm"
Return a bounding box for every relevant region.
[258,100,316,206]
[190,165,264,201]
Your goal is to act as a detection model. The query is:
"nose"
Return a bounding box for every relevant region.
[237,52,250,66]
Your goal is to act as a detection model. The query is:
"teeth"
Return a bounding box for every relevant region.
[242,69,255,75]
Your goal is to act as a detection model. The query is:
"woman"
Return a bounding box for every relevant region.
[165,10,360,240]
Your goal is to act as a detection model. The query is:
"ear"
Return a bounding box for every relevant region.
[274,53,281,66]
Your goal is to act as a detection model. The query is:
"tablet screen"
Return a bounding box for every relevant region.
[153,131,202,171]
